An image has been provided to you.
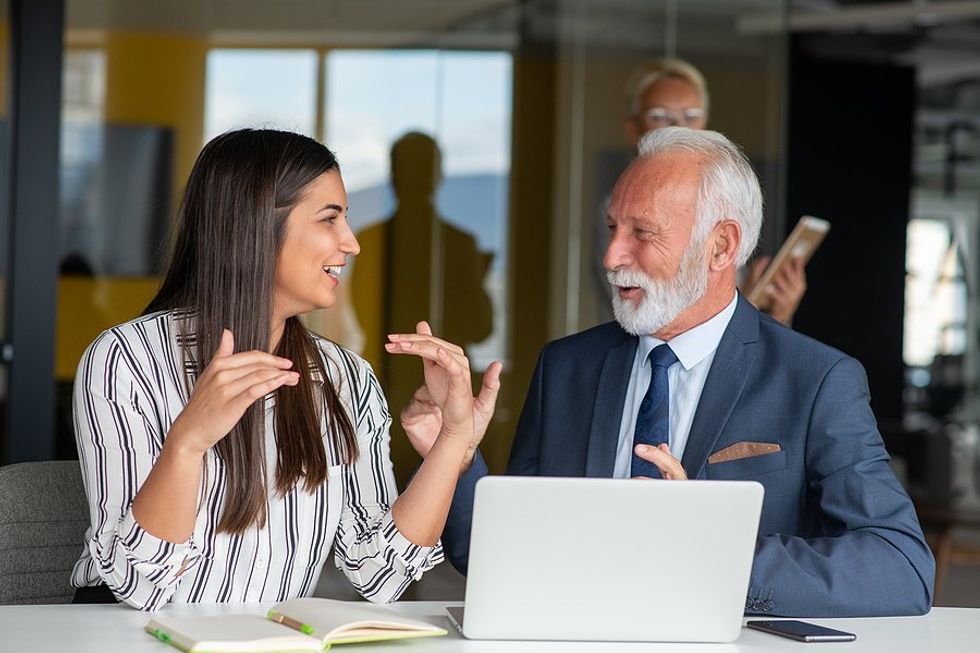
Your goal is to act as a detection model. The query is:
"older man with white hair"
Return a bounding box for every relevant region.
[404,127,934,617]
[592,57,806,326]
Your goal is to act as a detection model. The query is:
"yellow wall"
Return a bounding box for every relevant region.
[103,32,207,197]
[57,32,207,381]
[56,277,160,380]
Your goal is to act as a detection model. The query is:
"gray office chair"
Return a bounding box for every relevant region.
[0,461,89,604]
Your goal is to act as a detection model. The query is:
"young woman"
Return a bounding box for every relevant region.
[70,128,499,611]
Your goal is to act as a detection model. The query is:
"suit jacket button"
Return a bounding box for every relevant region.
[745,598,754,610]
[763,600,774,612]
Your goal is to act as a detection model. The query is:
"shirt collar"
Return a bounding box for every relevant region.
[637,292,738,371]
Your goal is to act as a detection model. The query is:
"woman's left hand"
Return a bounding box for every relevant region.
[385,322,475,440]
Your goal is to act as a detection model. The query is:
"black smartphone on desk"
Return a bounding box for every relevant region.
[746,620,856,642]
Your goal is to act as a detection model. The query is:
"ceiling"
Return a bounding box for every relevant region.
[62,1,980,89]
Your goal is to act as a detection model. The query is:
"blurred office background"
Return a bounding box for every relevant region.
[2,0,980,605]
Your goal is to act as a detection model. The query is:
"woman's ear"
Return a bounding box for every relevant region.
[708,220,742,272]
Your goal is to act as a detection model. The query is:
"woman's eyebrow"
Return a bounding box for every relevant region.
[318,203,344,213]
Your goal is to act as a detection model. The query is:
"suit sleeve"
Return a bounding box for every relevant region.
[505,345,547,476]
[747,356,935,617]
[441,346,549,574]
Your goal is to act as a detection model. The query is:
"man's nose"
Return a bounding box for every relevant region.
[603,232,632,271]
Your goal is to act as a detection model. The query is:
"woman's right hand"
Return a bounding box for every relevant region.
[167,329,299,455]
[398,322,502,471]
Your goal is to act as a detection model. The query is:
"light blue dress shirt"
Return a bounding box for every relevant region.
[612,293,738,478]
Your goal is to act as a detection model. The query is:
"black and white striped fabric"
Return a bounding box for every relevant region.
[70,310,442,611]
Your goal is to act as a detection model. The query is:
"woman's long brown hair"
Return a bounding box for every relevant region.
[145,128,357,534]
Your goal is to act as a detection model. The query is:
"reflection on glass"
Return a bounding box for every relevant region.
[322,49,512,485]
[325,49,512,371]
[62,48,173,277]
[352,131,494,386]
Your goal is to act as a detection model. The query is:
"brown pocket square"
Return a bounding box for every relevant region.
[708,441,781,464]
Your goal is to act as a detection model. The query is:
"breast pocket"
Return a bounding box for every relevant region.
[705,450,788,480]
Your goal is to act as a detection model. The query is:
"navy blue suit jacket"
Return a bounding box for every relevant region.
[443,296,934,617]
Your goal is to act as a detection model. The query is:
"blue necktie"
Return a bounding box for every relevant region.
[631,343,678,478]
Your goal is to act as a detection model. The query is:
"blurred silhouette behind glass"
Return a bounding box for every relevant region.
[352,132,493,485]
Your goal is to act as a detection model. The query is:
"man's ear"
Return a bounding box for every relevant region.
[708,220,742,272]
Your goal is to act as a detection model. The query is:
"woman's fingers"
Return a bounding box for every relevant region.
[384,339,469,370]
[215,329,235,359]
[386,333,466,357]
[180,363,299,450]
[223,367,300,401]
[438,348,472,391]
[385,340,473,408]
[210,350,294,372]
[207,361,295,390]
[230,372,300,413]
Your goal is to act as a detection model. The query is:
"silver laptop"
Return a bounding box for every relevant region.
[448,476,763,643]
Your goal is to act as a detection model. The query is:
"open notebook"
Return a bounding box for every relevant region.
[145,598,447,652]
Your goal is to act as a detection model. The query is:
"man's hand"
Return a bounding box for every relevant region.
[632,443,688,480]
[396,321,502,472]
[747,255,807,325]
[400,384,444,456]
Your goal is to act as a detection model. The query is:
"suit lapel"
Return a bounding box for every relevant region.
[585,332,638,477]
[680,296,760,479]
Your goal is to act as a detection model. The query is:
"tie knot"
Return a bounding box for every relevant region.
[648,343,678,369]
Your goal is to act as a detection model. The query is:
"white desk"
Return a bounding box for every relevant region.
[1,602,977,652]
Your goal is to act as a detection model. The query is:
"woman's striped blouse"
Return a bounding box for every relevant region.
[70,310,442,611]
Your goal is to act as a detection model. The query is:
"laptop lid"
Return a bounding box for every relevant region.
[460,476,763,643]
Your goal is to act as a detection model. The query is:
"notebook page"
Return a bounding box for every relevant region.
[269,598,446,644]
[147,614,321,652]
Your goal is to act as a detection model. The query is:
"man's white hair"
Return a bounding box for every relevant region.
[626,58,710,116]
[635,126,762,268]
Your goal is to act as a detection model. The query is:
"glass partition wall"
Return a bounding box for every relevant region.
[52,0,788,484]
[0,0,973,607]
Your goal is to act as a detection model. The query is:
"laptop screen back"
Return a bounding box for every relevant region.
[461,477,763,643]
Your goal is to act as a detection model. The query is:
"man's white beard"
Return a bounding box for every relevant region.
[607,241,709,336]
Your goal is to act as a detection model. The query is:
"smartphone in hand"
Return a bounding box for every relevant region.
[746,619,856,642]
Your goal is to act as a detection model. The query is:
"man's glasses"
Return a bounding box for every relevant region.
[639,106,706,128]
